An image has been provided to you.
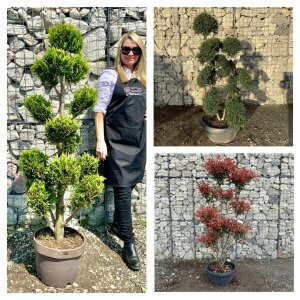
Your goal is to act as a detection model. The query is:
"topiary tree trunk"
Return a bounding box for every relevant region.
[20,24,105,243]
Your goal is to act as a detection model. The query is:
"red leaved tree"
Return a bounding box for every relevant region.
[195,157,256,271]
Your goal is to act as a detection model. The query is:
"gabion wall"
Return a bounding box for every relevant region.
[155,153,294,260]
[7,7,146,226]
[154,7,293,106]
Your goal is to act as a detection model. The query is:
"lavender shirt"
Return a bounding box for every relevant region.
[93,67,133,114]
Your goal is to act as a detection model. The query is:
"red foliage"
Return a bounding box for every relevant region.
[203,157,236,178]
[212,187,235,201]
[229,199,251,215]
[229,168,256,187]
[198,230,220,246]
[224,219,250,238]
[198,182,212,196]
[194,206,219,225]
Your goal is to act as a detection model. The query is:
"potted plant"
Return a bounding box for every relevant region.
[194,157,256,286]
[19,23,105,287]
[193,13,254,143]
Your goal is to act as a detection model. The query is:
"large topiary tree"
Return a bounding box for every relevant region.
[19,24,105,242]
[193,13,254,129]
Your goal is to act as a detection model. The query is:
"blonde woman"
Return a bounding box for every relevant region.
[94,32,146,271]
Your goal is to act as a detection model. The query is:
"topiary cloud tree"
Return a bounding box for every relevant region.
[19,24,105,242]
[193,13,254,129]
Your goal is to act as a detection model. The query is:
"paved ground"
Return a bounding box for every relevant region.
[7,220,146,293]
[154,104,293,146]
[155,258,294,292]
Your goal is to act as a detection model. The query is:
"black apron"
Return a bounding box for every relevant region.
[103,76,146,187]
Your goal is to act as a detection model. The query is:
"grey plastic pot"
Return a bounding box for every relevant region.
[206,261,236,286]
[200,115,238,144]
[33,227,86,287]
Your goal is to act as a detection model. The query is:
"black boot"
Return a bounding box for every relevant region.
[124,243,140,271]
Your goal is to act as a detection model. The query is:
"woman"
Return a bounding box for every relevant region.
[94,32,146,271]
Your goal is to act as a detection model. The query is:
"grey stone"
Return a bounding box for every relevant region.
[7,207,17,226]
[12,172,27,194]
[19,74,34,91]
[7,51,15,63]
[15,49,36,67]
[7,162,17,179]
[110,9,126,24]
[109,26,122,44]
[7,24,27,36]
[69,8,81,19]
[89,61,106,76]
[90,9,106,29]
[123,21,146,36]
[83,28,106,62]
[9,140,32,157]
[126,8,140,20]
[22,34,39,46]
[64,18,90,35]
[9,37,25,52]
[7,62,23,83]
[26,16,45,33]
[7,130,19,141]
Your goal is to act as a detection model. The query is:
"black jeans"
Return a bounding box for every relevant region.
[113,186,135,244]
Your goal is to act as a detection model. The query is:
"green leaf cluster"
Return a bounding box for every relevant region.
[225,95,246,128]
[24,95,52,123]
[215,55,235,78]
[70,87,98,118]
[222,37,241,57]
[46,155,81,190]
[197,65,216,87]
[27,180,55,219]
[31,48,89,87]
[45,115,80,144]
[197,38,221,63]
[202,87,220,117]
[236,68,254,90]
[49,24,83,54]
[71,175,105,209]
[19,149,48,188]
[193,13,218,37]
[76,153,99,179]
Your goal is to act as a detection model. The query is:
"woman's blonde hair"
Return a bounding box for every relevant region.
[115,32,146,86]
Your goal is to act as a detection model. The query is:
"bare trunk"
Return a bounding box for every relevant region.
[58,76,66,116]
[54,191,65,242]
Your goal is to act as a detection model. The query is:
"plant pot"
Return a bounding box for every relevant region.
[200,115,238,144]
[33,227,86,287]
[206,261,236,286]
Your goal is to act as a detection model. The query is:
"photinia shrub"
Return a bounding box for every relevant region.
[195,157,256,271]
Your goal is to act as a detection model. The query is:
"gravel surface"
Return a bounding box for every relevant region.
[154,104,293,146]
[155,258,294,292]
[7,220,146,293]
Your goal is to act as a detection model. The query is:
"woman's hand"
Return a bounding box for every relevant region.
[144,111,147,120]
[96,140,107,160]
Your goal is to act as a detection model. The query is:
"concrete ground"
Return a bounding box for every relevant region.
[155,258,294,292]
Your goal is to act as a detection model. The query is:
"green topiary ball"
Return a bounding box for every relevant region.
[19,149,48,189]
[202,87,220,117]
[197,65,216,87]
[225,95,246,128]
[215,55,236,78]
[70,87,98,118]
[48,23,83,54]
[45,115,80,144]
[197,38,221,63]
[76,153,99,178]
[24,95,52,123]
[222,37,241,57]
[193,13,218,37]
[237,68,254,90]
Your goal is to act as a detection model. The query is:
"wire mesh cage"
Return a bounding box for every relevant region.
[7,7,147,227]
[154,7,293,107]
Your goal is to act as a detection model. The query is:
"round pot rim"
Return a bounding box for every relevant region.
[206,261,236,277]
[33,226,86,259]
[200,115,238,133]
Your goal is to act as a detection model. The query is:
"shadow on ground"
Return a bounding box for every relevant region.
[155,258,294,292]
[154,104,293,146]
[7,220,146,293]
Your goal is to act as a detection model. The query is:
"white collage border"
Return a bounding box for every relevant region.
[1,0,299,299]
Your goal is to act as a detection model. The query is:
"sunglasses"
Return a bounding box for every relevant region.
[121,46,141,55]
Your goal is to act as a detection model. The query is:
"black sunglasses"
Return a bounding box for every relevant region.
[121,46,141,55]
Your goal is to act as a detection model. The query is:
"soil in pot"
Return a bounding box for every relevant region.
[208,262,233,273]
[35,227,84,249]
[202,115,228,129]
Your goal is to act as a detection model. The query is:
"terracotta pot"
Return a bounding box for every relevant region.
[206,261,236,286]
[33,227,86,287]
[200,115,238,144]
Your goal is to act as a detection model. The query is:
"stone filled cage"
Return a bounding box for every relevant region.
[154,7,293,106]
[7,7,147,227]
[155,153,294,260]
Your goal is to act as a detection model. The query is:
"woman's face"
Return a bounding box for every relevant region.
[120,38,141,71]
